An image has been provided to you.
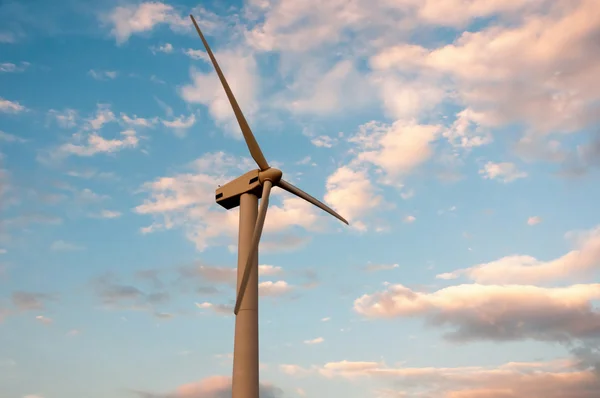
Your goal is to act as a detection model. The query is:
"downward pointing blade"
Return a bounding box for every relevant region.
[234,180,273,315]
[278,179,348,225]
[189,15,270,171]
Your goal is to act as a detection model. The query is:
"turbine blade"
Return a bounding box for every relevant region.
[277,179,349,225]
[234,180,273,315]
[189,15,270,171]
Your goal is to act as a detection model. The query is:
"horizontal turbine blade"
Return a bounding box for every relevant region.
[277,179,348,225]
[189,15,270,171]
[234,180,273,315]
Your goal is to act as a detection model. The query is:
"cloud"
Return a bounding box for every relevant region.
[281,59,374,116]
[478,161,527,183]
[403,216,416,223]
[304,337,324,345]
[91,273,169,313]
[180,50,258,137]
[90,209,122,219]
[104,2,189,45]
[194,302,232,315]
[0,62,28,73]
[259,265,283,276]
[35,315,53,325]
[88,69,117,80]
[350,120,441,183]
[182,264,237,285]
[0,32,16,43]
[310,135,338,148]
[50,240,85,251]
[48,108,78,128]
[527,216,543,226]
[437,225,600,285]
[324,165,384,229]
[370,0,600,162]
[150,43,173,54]
[0,131,27,143]
[161,114,197,136]
[315,357,600,398]
[135,152,331,251]
[279,364,310,376]
[259,280,293,296]
[121,113,158,128]
[0,97,26,113]
[354,283,600,343]
[86,104,116,130]
[12,291,57,311]
[51,130,139,159]
[365,263,399,272]
[184,48,209,62]
[132,375,283,398]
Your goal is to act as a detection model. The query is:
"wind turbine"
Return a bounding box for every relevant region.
[189,14,348,398]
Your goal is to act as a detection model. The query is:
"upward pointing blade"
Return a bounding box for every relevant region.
[234,180,273,315]
[278,179,348,225]
[189,14,270,171]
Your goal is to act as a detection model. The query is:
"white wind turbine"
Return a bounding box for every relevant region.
[189,14,348,398]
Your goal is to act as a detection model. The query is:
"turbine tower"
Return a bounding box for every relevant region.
[189,14,348,398]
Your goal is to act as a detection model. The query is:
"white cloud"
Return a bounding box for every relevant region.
[311,135,337,148]
[0,32,16,43]
[50,240,85,251]
[0,131,27,143]
[369,0,600,164]
[324,165,383,230]
[403,216,416,223]
[314,357,599,398]
[55,130,139,158]
[258,265,283,276]
[279,364,310,376]
[48,109,78,128]
[121,113,158,128]
[0,97,26,113]
[479,161,527,183]
[180,50,258,137]
[184,48,210,62]
[135,152,329,251]
[35,315,53,325]
[259,280,293,296]
[0,62,28,73]
[194,301,232,315]
[354,282,600,342]
[436,225,600,285]
[365,263,399,272]
[86,104,116,130]
[161,114,197,136]
[304,337,324,345]
[282,59,373,116]
[88,69,118,80]
[104,2,189,44]
[150,43,173,54]
[350,120,441,183]
[90,210,122,219]
[528,216,542,226]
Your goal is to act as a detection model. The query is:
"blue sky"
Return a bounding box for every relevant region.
[1,1,600,397]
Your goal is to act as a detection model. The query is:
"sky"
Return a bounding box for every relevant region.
[1,0,600,397]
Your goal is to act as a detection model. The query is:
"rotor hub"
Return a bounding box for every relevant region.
[259,167,283,184]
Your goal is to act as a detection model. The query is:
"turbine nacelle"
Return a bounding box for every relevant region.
[215,168,284,210]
